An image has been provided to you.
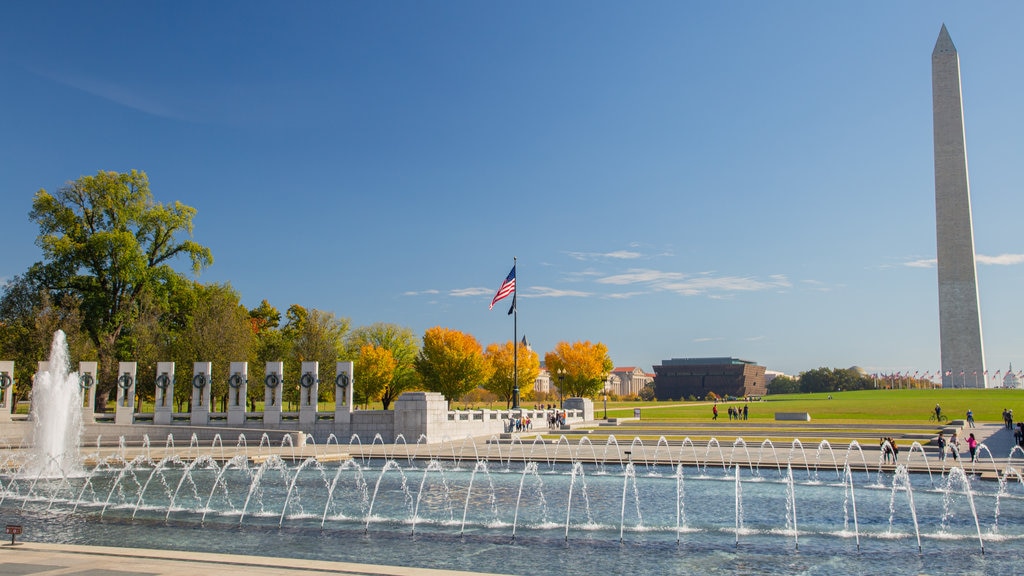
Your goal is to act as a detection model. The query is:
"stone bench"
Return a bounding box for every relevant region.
[775,412,811,421]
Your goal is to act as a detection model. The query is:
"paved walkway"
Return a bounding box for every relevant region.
[0,542,508,576]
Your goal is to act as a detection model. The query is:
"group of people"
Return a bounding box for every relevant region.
[880,437,900,463]
[711,403,749,420]
[504,416,532,433]
[935,430,980,462]
[1003,408,1015,430]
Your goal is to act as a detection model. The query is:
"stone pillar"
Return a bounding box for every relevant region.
[78,361,98,422]
[394,391,448,443]
[563,397,594,422]
[227,361,248,426]
[0,361,13,423]
[264,361,283,426]
[191,361,212,425]
[334,361,354,425]
[114,361,137,425]
[153,361,175,425]
[298,361,319,426]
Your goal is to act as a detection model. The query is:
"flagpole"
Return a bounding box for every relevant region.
[512,256,519,409]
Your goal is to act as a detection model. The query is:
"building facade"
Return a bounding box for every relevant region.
[652,357,766,400]
[608,366,654,397]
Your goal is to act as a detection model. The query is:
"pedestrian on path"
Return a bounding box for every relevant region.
[936,432,947,462]
[712,404,718,420]
[967,433,978,462]
[966,409,975,428]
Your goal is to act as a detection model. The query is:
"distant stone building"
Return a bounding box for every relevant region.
[652,357,766,400]
[608,366,654,397]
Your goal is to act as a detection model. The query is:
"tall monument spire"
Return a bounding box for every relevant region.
[932,24,986,388]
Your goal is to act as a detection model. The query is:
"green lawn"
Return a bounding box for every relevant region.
[603,389,1023,423]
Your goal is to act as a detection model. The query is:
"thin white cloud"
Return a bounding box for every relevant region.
[605,291,648,300]
[566,250,643,261]
[526,286,592,298]
[658,274,791,296]
[693,337,723,343]
[31,66,186,121]
[596,268,790,296]
[597,269,684,285]
[403,289,440,296]
[903,253,1024,268]
[977,253,1024,265]
[449,287,492,297]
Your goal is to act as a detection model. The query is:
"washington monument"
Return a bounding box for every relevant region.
[932,25,986,388]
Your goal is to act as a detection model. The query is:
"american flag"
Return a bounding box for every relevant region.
[489,265,516,310]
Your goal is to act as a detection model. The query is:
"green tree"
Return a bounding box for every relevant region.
[28,170,212,409]
[346,322,419,409]
[248,299,288,410]
[767,374,800,395]
[483,340,540,408]
[414,326,489,408]
[283,306,349,405]
[544,340,614,398]
[166,282,253,411]
[0,270,95,409]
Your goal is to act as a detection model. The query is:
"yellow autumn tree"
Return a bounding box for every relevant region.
[483,340,540,408]
[357,344,397,408]
[414,326,491,407]
[544,340,614,398]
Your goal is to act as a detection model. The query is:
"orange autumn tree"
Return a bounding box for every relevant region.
[544,340,614,398]
[483,340,540,408]
[357,344,398,409]
[414,326,490,407]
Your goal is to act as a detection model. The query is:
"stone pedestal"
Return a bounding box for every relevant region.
[78,361,98,422]
[563,397,594,421]
[394,392,448,442]
[227,361,248,426]
[191,362,212,425]
[264,361,283,426]
[0,361,13,423]
[298,361,319,426]
[114,362,137,425]
[153,362,175,425]
[334,361,354,425]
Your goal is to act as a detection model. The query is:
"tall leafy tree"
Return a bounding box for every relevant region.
[166,282,253,411]
[544,340,614,398]
[355,344,397,408]
[248,299,287,410]
[283,305,349,404]
[346,322,419,409]
[28,170,212,409]
[414,326,490,407]
[483,340,540,408]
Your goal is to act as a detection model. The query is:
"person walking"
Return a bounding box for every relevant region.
[936,432,947,462]
[966,409,975,428]
[967,433,979,462]
[712,404,718,420]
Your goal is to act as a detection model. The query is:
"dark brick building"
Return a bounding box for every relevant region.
[652,357,766,400]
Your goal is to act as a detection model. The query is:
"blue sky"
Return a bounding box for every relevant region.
[3,2,1024,379]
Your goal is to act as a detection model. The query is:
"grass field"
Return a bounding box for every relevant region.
[600,388,1024,423]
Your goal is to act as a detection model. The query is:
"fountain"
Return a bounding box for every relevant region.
[1,333,1023,574]
[24,330,83,477]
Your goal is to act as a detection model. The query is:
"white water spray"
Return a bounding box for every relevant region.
[27,330,83,477]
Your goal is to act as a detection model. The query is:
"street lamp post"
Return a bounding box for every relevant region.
[558,370,565,409]
[603,391,608,420]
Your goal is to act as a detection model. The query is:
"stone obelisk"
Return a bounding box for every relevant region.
[932,24,986,388]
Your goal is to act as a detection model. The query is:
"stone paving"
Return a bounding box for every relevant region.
[0,542,507,576]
